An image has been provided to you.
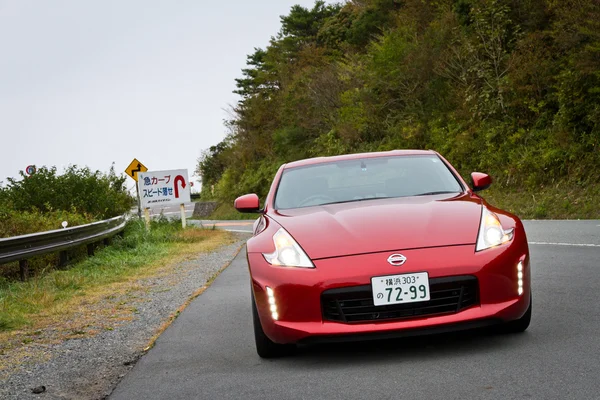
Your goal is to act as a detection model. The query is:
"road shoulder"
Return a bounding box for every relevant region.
[0,233,250,400]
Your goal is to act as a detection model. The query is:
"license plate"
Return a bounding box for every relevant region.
[371,272,430,306]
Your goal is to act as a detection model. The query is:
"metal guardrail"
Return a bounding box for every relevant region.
[0,215,127,280]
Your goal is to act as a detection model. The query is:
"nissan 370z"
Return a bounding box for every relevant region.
[234,150,532,358]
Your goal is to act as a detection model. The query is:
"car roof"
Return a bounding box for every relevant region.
[283,150,437,169]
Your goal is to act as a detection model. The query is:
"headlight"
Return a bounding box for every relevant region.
[476,207,514,251]
[263,228,314,268]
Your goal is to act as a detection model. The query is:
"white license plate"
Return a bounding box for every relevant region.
[371,272,430,306]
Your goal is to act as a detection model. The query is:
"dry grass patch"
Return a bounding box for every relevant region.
[0,219,235,376]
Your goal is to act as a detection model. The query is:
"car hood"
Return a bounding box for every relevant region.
[269,193,482,259]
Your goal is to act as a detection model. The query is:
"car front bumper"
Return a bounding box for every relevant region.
[248,238,531,344]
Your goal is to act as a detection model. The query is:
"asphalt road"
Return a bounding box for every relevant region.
[111,220,600,400]
[192,219,255,232]
[134,203,195,219]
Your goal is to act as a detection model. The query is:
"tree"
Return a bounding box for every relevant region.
[200,0,600,205]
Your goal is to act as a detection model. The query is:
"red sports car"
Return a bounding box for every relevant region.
[234,150,531,358]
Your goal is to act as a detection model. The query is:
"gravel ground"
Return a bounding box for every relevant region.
[0,233,250,400]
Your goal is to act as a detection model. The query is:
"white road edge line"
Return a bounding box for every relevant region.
[150,211,194,216]
[223,229,254,233]
[529,241,600,248]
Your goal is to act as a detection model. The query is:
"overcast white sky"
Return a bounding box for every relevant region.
[0,0,325,191]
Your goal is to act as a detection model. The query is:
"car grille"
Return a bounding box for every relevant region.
[321,276,479,323]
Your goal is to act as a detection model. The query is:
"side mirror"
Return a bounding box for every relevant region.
[471,172,492,192]
[234,194,261,213]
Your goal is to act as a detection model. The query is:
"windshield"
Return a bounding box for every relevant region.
[274,155,463,209]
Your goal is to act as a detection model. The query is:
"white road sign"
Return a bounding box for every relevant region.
[138,169,191,209]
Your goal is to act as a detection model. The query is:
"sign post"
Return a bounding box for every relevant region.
[143,208,151,229]
[124,158,148,218]
[135,182,141,218]
[180,204,187,228]
[138,169,192,228]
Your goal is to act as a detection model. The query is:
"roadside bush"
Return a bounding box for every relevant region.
[1,164,133,220]
[0,205,93,238]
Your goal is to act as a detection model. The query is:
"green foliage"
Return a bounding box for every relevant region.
[205,203,260,221]
[280,1,342,47]
[0,164,132,240]
[0,206,92,238]
[196,140,231,193]
[198,0,600,218]
[213,161,281,202]
[1,165,132,220]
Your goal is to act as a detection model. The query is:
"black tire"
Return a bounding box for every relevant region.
[251,292,295,358]
[501,293,532,333]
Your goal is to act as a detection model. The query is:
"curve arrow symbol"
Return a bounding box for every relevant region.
[174,175,186,198]
[130,163,142,177]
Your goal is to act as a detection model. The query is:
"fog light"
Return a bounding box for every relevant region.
[517,261,524,296]
[266,286,278,320]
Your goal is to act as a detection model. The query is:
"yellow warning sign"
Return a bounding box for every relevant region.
[125,158,148,182]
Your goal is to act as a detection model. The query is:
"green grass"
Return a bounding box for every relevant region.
[484,181,600,219]
[0,218,233,333]
[204,203,260,220]
[0,207,95,239]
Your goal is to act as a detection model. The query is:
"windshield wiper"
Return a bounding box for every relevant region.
[319,197,393,206]
[315,192,457,206]
[413,191,459,196]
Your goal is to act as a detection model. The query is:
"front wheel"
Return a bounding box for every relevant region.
[251,292,295,358]
[501,294,532,333]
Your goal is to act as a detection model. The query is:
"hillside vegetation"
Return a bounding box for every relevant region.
[198,0,599,218]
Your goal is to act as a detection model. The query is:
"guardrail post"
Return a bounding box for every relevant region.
[59,251,68,268]
[19,260,29,281]
[87,243,95,256]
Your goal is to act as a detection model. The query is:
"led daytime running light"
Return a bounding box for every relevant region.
[517,261,524,296]
[266,286,278,320]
